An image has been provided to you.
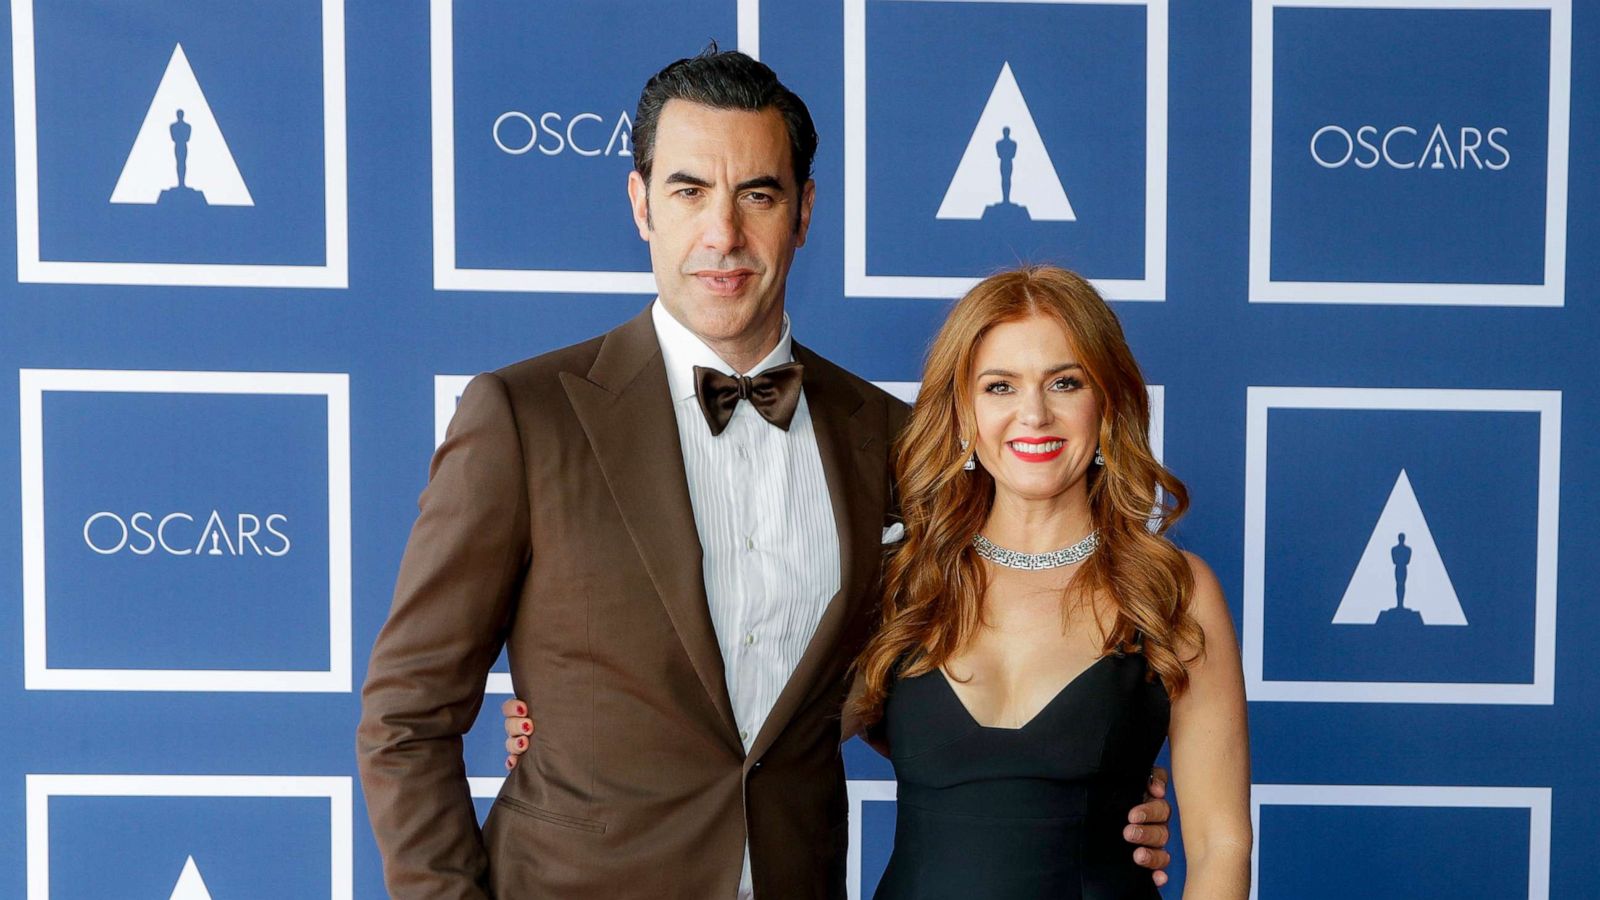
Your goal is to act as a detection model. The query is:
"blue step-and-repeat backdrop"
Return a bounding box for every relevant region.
[2,1,1594,897]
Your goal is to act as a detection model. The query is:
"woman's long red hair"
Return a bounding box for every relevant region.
[852,266,1201,727]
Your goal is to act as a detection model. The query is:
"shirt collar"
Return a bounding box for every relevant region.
[651,299,795,403]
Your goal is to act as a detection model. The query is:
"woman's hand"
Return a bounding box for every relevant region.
[502,697,533,770]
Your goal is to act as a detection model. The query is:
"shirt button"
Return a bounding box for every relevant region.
[739,729,749,742]
[737,446,748,460]
[745,632,755,646]
[745,537,754,551]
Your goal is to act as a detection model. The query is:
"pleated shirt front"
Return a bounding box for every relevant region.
[651,300,842,897]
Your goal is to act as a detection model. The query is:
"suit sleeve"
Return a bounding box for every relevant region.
[357,372,531,899]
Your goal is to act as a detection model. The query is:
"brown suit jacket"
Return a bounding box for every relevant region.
[358,307,909,898]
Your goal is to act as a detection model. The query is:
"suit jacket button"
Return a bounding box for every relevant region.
[752,762,763,771]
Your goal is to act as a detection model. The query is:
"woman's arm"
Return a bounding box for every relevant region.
[1169,552,1253,899]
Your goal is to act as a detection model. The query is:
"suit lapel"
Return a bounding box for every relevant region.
[746,343,885,768]
[561,308,741,746]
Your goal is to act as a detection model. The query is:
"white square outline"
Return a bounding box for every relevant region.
[20,369,353,692]
[25,774,354,900]
[434,373,474,449]
[429,0,760,294]
[10,0,349,289]
[872,381,920,405]
[1250,784,1551,899]
[468,776,506,800]
[1147,384,1164,462]
[1247,0,1571,306]
[1243,387,1560,704]
[843,0,1168,301]
[847,779,897,900]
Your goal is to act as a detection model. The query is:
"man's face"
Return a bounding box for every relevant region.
[629,100,814,354]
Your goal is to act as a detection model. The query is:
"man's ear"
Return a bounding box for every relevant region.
[795,178,816,247]
[627,170,651,240]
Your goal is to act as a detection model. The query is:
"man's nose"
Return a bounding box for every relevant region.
[700,196,744,254]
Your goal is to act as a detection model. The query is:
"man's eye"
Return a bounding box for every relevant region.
[675,187,701,199]
[745,192,774,204]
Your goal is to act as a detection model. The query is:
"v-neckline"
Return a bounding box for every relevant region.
[937,654,1115,731]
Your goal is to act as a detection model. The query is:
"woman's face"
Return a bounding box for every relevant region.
[968,314,1101,507]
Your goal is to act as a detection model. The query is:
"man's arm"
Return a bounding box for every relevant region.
[357,373,530,898]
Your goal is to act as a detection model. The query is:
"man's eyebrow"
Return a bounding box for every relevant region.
[735,175,785,193]
[660,173,786,193]
[663,171,711,188]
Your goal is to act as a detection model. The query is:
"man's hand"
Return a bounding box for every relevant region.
[1125,766,1172,886]
[502,697,533,771]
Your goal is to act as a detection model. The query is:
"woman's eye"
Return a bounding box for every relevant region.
[1051,377,1082,391]
[984,381,1014,395]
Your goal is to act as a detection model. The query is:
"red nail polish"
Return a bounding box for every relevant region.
[522,721,531,733]
[517,704,526,715]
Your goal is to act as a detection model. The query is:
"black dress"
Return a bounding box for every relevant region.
[874,652,1170,899]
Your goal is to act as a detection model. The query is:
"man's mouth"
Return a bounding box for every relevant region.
[694,270,754,295]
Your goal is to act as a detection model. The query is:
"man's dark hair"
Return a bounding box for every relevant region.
[633,45,818,200]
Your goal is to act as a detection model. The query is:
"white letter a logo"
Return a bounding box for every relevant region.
[936,62,1074,222]
[111,44,253,207]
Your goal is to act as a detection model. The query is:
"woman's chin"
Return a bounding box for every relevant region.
[991,476,1076,505]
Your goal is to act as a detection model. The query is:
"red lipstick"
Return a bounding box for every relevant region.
[1007,435,1068,463]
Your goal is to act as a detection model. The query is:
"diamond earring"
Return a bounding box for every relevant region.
[960,439,976,471]
[1093,446,1105,466]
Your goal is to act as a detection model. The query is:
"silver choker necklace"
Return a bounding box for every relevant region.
[973,531,1099,570]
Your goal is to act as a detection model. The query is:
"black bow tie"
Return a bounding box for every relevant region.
[692,362,805,437]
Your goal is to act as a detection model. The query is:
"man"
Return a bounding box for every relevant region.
[357,49,1170,898]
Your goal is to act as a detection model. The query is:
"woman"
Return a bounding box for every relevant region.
[853,266,1251,897]
[506,266,1250,897]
